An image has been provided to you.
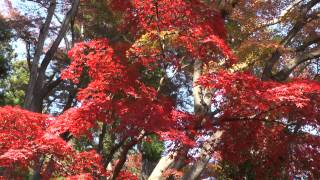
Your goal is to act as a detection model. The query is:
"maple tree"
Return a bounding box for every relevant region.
[0,0,320,179]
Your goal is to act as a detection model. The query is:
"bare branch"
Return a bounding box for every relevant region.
[295,36,320,52]
[111,132,146,180]
[273,48,320,81]
[98,123,107,153]
[42,77,62,97]
[25,41,32,72]
[261,0,320,81]
[24,0,56,110]
[39,0,80,74]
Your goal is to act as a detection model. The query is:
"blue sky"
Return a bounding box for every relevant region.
[1,0,33,60]
[1,0,67,60]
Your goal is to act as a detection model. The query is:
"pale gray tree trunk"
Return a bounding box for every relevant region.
[182,131,223,180]
[148,0,241,176]
[148,151,178,180]
[148,59,209,179]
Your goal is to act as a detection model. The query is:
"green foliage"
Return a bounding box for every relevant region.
[0,61,29,106]
[0,16,16,106]
[141,67,165,89]
[0,16,14,78]
[141,135,164,161]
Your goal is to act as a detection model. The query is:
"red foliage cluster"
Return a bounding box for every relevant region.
[0,38,193,179]
[198,71,320,120]
[1,0,320,179]
[117,170,139,180]
[57,39,177,138]
[127,0,226,37]
[114,0,235,67]
[0,107,106,178]
[0,107,48,171]
[198,71,320,176]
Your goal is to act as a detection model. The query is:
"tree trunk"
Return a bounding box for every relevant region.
[111,139,138,180]
[24,0,80,112]
[181,131,223,180]
[141,157,158,180]
[148,59,208,179]
[147,1,241,178]
[24,0,56,112]
[179,59,215,180]
[148,151,178,180]
[28,0,81,179]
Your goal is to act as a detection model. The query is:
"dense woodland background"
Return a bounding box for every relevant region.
[0,0,319,179]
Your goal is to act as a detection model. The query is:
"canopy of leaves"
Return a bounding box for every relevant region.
[0,0,319,179]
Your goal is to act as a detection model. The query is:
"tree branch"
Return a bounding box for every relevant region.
[111,140,137,180]
[182,131,223,180]
[295,36,320,52]
[111,131,146,180]
[25,41,32,72]
[261,0,320,81]
[41,77,62,98]
[273,47,320,81]
[98,123,107,153]
[39,0,80,75]
[103,138,126,168]
[24,0,56,109]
